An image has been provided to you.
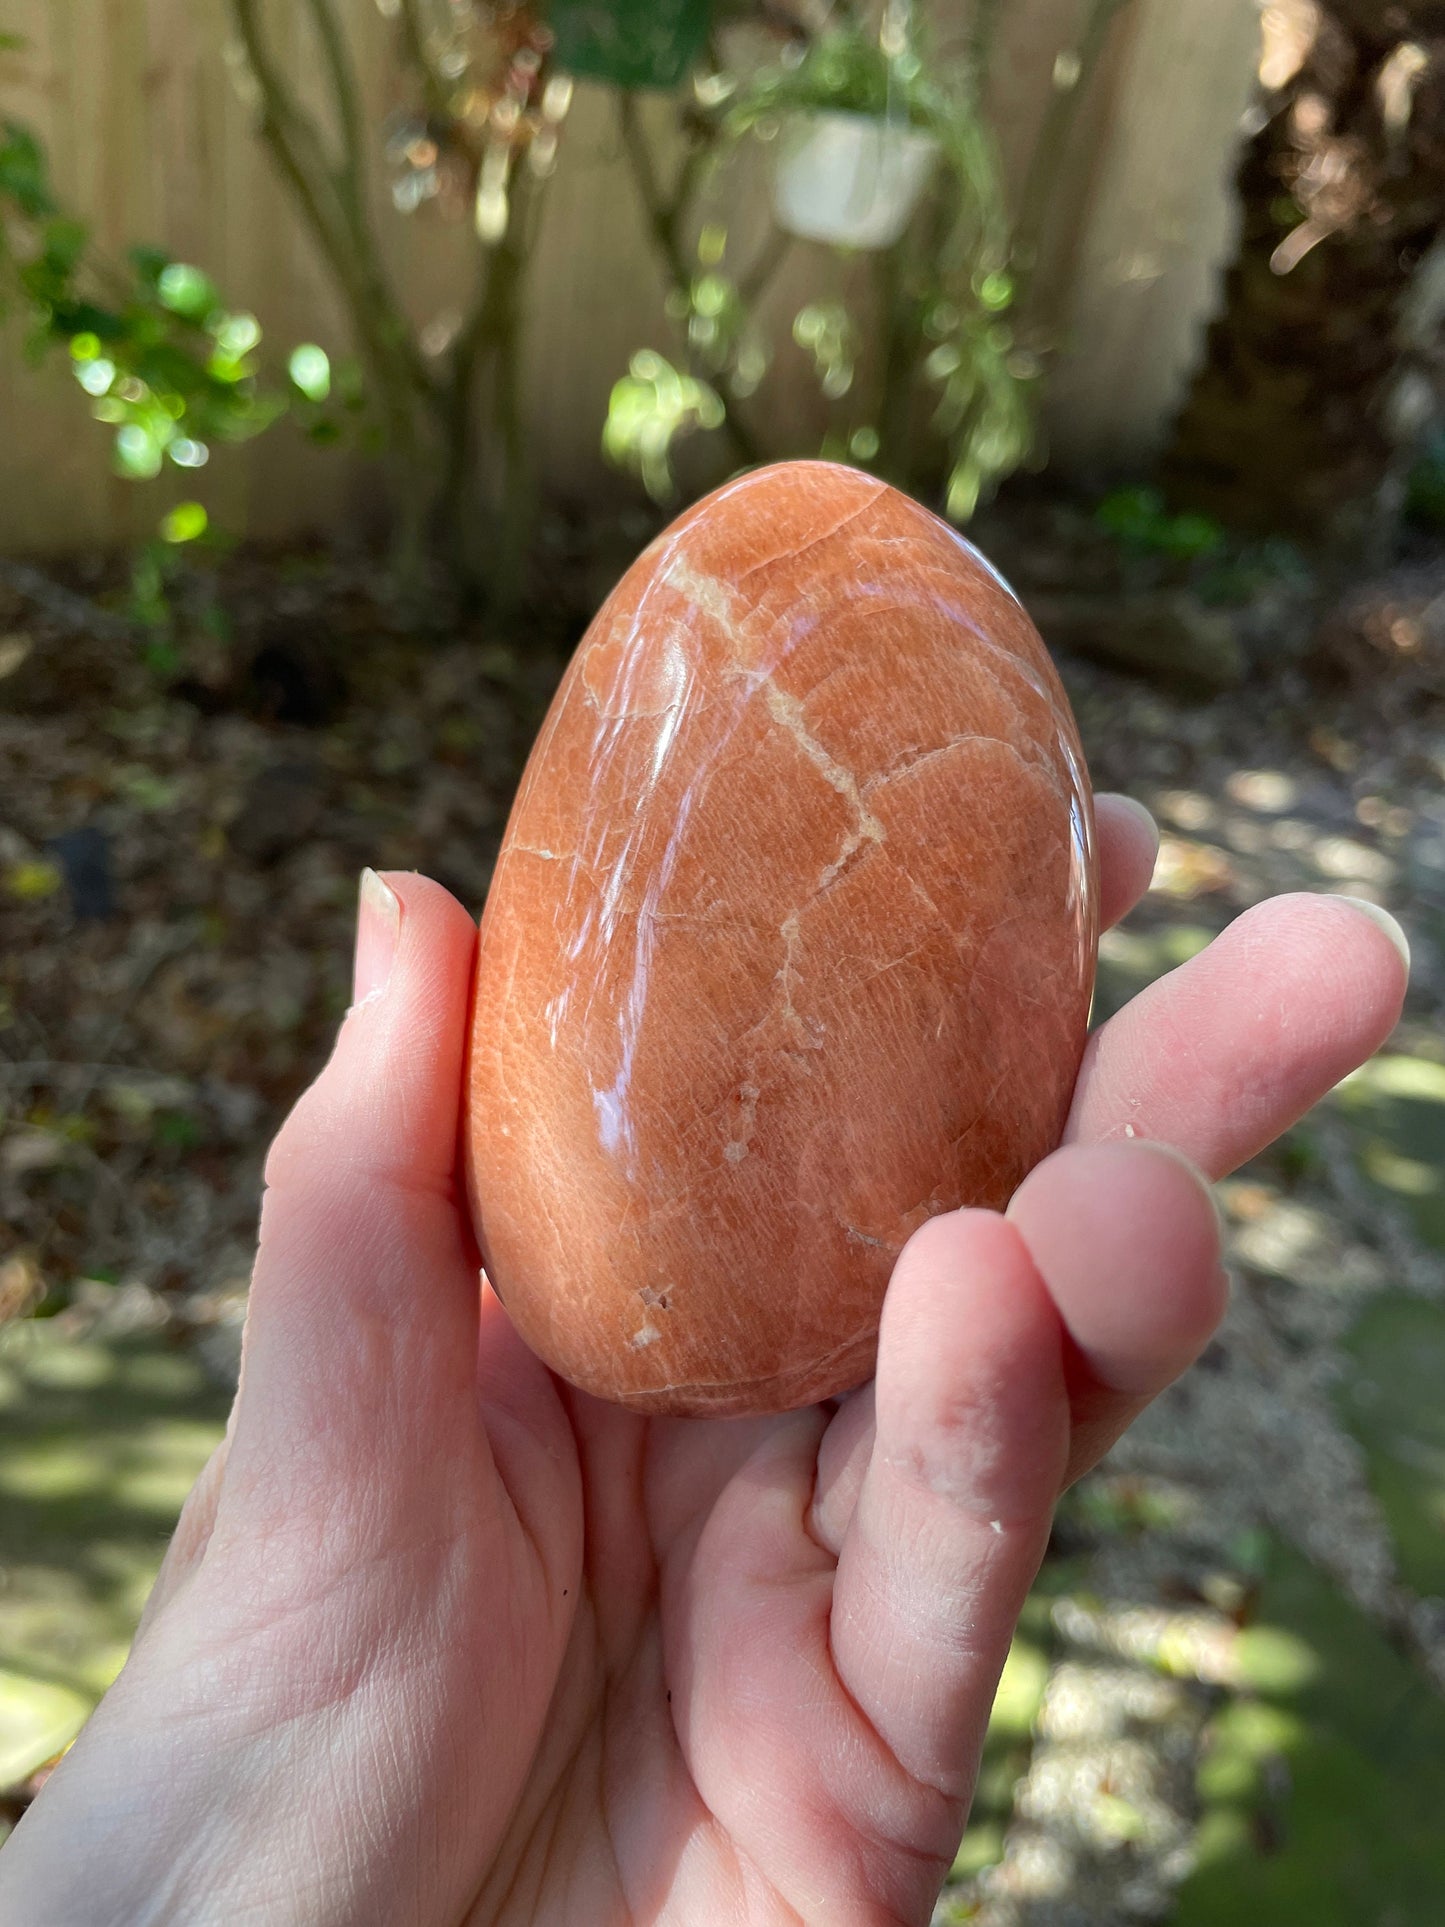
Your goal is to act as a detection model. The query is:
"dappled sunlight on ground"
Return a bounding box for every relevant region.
[934,653,1445,1923]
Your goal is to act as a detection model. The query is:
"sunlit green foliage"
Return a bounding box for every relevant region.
[604,16,1045,522]
[603,351,725,500]
[0,127,286,484]
[0,117,368,648]
[1339,1293,1445,1602]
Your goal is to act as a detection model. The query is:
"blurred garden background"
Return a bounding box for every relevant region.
[2,0,1444,1918]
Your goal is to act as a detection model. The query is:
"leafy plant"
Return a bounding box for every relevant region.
[603,350,725,499]
[726,24,938,127]
[548,0,715,91]
[606,0,1128,521]
[4,3,575,621]
[0,124,291,482]
[0,117,354,653]
[225,0,572,610]
[1095,485,1227,561]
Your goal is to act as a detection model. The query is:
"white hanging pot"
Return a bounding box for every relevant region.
[773,109,941,251]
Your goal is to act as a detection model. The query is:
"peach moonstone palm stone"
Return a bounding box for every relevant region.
[465,461,1097,1417]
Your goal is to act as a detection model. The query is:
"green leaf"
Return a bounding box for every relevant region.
[159,501,208,544]
[287,342,331,403]
[549,0,714,91]
[74,356,115,397]
[114,424,164,480]
[1096,485,1164,540]
[0,32,27,51]
[210,310,261,359]
[127,243,170,285]
[155,261,216,321]
[603,352,724,499]
[335,356,366,409]
[1159,512,1225,560]
[153,1110,203,1150]
[0,120,55,217]
[40,216,86,275]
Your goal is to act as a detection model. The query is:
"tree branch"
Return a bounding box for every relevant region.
[227,0,442,600]
[397,0,454,125]
[616,94,761,466]
[302,0,367,204]
[228,0,435,410]
[966,0,1006,88]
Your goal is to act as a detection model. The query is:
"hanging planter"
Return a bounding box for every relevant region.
[773,110,940,251]
[728,25,949,253]
[547,0,715,93]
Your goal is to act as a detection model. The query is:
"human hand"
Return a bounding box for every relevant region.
[0,800,1408,1926]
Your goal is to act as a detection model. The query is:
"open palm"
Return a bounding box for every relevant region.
[0,799,1408,1927]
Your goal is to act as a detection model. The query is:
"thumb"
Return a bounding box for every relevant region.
[265,867,478,1203]
[220,869,484,1522]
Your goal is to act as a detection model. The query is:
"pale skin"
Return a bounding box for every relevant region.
[0,795,1410,1927]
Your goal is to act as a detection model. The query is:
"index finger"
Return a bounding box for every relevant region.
[1065,892,1409,1178]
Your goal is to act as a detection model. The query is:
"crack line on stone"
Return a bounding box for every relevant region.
[863,731,1061,796]
[839,1220,897,1252]
[763,682,886,891]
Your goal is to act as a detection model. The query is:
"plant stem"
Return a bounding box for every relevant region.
[303,0,366,196]
[437,166,543,607]
[616,94,695,293]
[616,93,762,466]
[486,233,532,614]
[228,0,438,600]
[966,0,1006,86]
[873,238,917,484]
[396,0,455,125]
[229,0,425,401]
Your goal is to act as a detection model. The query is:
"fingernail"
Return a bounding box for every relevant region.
[353,869,401,1006]
[1102,792,1161,860]
[1135,1139,1228,1243]
[1335,897,1411,976]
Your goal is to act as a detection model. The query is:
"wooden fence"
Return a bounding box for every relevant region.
[0,0,1262,556]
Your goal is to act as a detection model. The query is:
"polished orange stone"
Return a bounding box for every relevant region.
[465,462,1097,1417]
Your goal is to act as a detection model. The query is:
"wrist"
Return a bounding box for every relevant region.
[0,1682,270,1925]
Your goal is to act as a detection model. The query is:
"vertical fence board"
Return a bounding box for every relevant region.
[1043,0,1264,468]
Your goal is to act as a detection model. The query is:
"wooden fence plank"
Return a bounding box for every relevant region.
[1044,0,1264,469]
